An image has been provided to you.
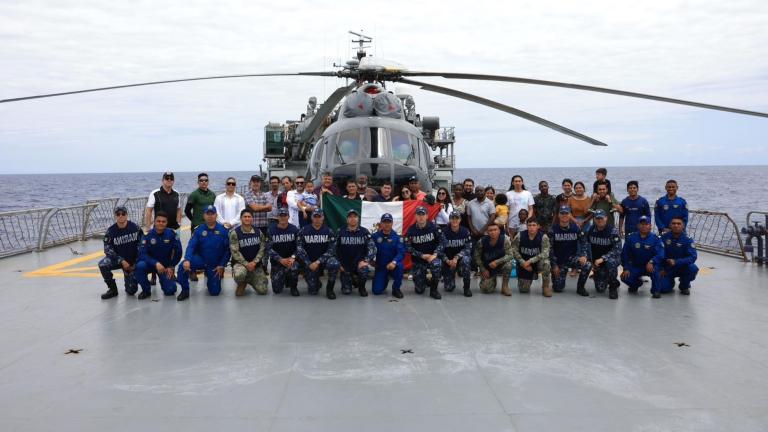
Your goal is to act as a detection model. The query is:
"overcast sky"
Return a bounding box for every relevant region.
[1,0,767,174]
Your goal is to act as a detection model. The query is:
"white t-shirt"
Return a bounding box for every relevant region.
[214,192,246,228]
[435,203,454,225]
[286,189,302,228]
[506,190,535,230]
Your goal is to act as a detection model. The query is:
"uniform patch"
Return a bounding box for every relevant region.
[214,230,220,235]
[202,230,208,237]
[150,238,156,245]
[666,239,672,245]
[635,242,641,248]
[377,237,383,243]
[663,204,669,210]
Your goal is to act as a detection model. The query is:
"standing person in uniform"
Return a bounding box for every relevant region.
[660,216,698,296]
[185,172,216,281]
[214,177,246,230]
[511,218,552,297]
[267,208,301,296]
[506,175,535,237]
[296,208,340,299]
[98,206,141,299]
[177,205,231,301]
[266,176,281,229]
[440,210,473,297]
[585,210,622,299]
[619,180,651,237]
[474,223,514,295]
[466,185,496,272]
[655,179,689,234]
[549,206,591,296]
[244,175,272,237]
[144,171,182,234]
[534,180,557,233]
[621,216,665,298]
[336,209,376,296]
[229,209,268,296]
[406,206,444,299]
[371,213,405,298]
[134,212,182,299]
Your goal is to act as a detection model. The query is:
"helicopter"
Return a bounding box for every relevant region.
[2,30,766,194]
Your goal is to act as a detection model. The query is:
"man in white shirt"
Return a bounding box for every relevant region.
[506,175,535,236]
[286,175,306,228]
[214,177,246,229]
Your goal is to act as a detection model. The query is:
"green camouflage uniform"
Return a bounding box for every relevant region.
[229,228,268,294]
[473,235,515,293]
[511,233,552,293]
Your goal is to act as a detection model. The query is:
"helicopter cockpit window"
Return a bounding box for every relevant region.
[334,129,362,163]
[391,130,418,166]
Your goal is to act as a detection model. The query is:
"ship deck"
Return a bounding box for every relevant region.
[1,234,767,431]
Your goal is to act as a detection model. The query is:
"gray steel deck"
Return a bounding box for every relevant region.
[1,236,767,431]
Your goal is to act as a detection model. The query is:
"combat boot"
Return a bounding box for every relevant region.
[576,284,589,297]
[518,280,531,294]
[326,281,336,300]
[137,291,151,300]
[609,287,618,299]
[290,280,300,297]
[392,289,404,299]
[463,280,472,297]
[358,277,368,297]
[101,280,118,300]
[429,279,441,300]
[235,282,247,297]
[680,287,690,295]
[652,292,661,299]
[542,281,553,298]
[501,279,512,296]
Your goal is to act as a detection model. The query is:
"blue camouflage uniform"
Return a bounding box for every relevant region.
[439,225,472,292]
[267,222,300,294]
[296,222,339,295]
[135,228,182,295]
[99,221,141,294]
[585,223,622,293]
[549,221,591,293]
[654,195,688,232]
[406,221,444,294]
[177,222,231,296]
[621,230,665,294]
[371,227,405,295]
[660,231,698,293]
[336,225,376,294]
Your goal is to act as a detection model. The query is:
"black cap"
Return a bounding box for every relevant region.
[250,174,263,182]
[415,206,427,215]
[408,175,418,183]
[114,206,128,214]
[162,171,174,180]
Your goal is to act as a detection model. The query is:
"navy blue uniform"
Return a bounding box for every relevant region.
[372,229,405,295]
[586,224,622,293]
[654,195,688,232]
[549,222,590,292]
[439,226,472,292]
[99,221,141,294]
[660,231,698,293]
[406,222,444,293]
[621,231,665,294]
[296,224,339,294]
[135,228,182,295]
[620,196,651,236]
[177,223,231,296]
[336,226,376,294]
[267,223,300,293]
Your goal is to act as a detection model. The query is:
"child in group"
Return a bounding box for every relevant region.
[298,180,319,226]
[593,167,613,195]
[494,193,509,229]
[516,209,529,234]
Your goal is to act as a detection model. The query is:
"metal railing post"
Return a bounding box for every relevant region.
[36,208,59,251]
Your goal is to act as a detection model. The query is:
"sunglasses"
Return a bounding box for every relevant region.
[226,182,236,186]
[163,177,174,181]
[115,211,127,216]
[438,192,447,195]
[295,181,305,185]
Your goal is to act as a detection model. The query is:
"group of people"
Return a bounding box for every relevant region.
[98,168,699,302]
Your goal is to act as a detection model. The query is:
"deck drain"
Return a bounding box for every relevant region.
[401,349,413,354]
[674,342,690,347]
[65,349,83,355]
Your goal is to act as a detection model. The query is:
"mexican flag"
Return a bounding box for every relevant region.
[322,194,441,234]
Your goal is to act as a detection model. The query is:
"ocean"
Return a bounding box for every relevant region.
[1,166,766,226]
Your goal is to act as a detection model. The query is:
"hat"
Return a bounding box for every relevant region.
[380,213,393,222]
[558,206,572,214]
[114,206,128,214]
[162,171,174,180]
[250,174,263,182]
[277,207,289,216]
[204,205,217,214]
[449,210,461,219]
[408,175,418,183]
[346,208,359,216]
[312,208,324,217]
[415,206,427,215]
[638,215,651,224]
[593,209,607,219]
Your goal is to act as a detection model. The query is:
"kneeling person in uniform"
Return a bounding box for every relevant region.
[475,223,515,295]
[621,216,664,298]
[586,210,622,299]
[134,212,182,299]
[177,205,230,301]
[229,209,268,296]
[268,207,301,295]
[660,216,698,296]
[549,206,591,296]
[296,208,340,299]
[406,206,444,299]
[440,210,473,297]
[336,209,376,296]
[511,218,552,296]
[372,213,405,298]
[99,206,141,299]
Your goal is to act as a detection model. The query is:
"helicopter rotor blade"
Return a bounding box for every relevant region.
[402,72,768,118]
[298,83,356,144]
[0,72,336,104]
[400,78,607,147]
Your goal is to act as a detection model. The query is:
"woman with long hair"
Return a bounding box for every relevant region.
[568,181,591,230]
[505,175,534,237]
[393,186,412,201]
[434,187,453,230]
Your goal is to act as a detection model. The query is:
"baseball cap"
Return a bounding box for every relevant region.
[380,213,393,222]
[558,206,572,214]
[347,208,359,216]
[250,174,263,182]
[162,171,174,180]
[638,215,651,224]
[593,209,607,219]
[114,206,128,214]
[449,210,461,219]
[312,208,324,217]
[278,207,289,216]
[415,206,427,215]
[204,205,217,214]
[408,175,418,182]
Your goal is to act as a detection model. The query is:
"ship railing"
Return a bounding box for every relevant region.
[687,209,748,261]
[0,193,188,259]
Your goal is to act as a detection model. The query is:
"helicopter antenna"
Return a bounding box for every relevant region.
[348,30,372,60]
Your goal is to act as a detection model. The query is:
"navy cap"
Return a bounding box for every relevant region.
[638,215,651,224]
[347,208,359,216]
[204,205,217,214]
[312,208,324,217]
[449,210,461,219]
[593,209,607,219]
[558,206,572,214]
[114,206,128,214]
[250,174,263,182]
[380,213,393,222]
[408,175,418,182]
[277,207,289,216]
[415,206,427,215]
[162,171,174,179]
